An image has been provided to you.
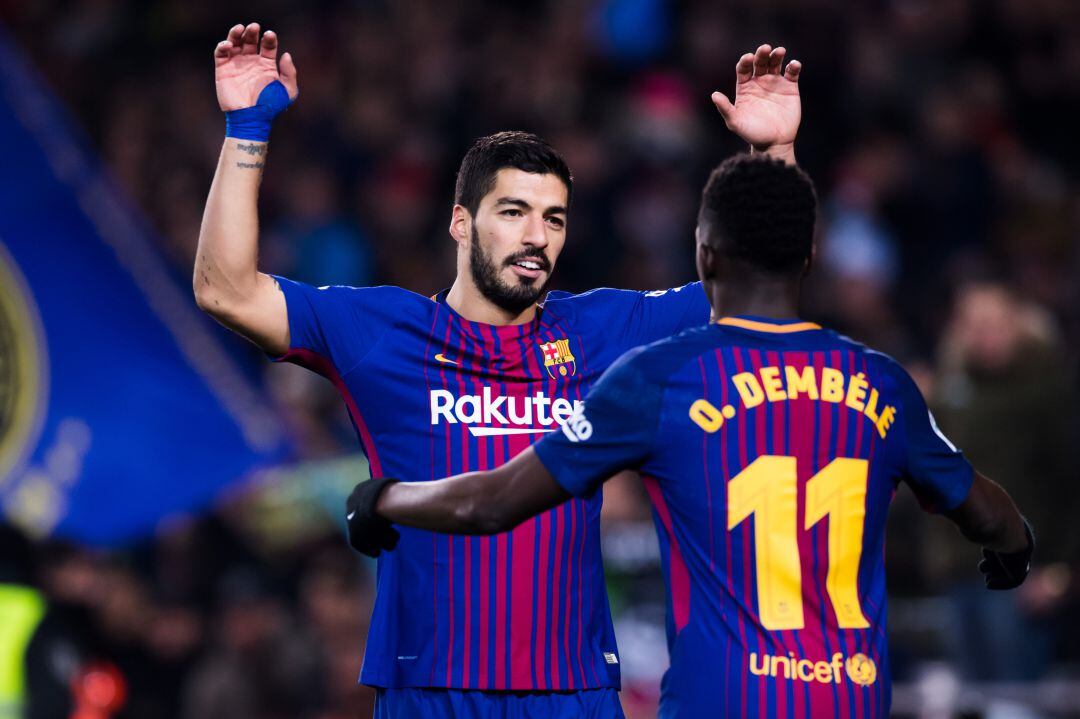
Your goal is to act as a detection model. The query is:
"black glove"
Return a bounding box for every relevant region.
[979,518,1034,590]
[346,478,401,557]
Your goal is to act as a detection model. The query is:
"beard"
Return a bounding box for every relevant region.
[469,224,551,315]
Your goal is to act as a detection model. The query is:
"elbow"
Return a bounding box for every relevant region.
[193,282,235,321]
[193,284,214,313]
[193,278,218,313]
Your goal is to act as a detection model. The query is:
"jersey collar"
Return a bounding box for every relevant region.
[714,315,822,334]
[431,288,543,340]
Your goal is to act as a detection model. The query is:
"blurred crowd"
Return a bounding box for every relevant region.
[2,0,1079,715]
[1,513,375,719]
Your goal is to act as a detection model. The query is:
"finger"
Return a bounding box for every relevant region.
[783,59,802,82]
[241,22,260,55]
[279,52,299,99]
[735,53,754,83]
[214,40,233,65]
[226,23,245,47]
[260,30,278,61]
[711,91,735,121]
[753,44,772,77]
[768,46,786,75]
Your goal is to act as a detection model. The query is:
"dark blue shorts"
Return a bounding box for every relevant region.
[374,687,625,719]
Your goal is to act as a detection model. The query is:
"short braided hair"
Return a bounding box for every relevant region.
[698,154,817,273]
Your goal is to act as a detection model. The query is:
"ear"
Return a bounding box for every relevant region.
[450,204,471,247]
[696,241,718,282]
[804,241,816,276]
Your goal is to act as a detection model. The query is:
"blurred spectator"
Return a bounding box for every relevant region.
[931,281,1077,680]
[181,567,319,719]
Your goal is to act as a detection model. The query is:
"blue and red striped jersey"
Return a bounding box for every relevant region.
[534,317,974,717]
[273,277,710,690]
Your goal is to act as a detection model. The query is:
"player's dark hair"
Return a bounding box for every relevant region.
[698,154,817,274]
[454,131,573,216]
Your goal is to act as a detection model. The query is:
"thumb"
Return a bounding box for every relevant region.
[279,52,300,100]
[711,91,735,123]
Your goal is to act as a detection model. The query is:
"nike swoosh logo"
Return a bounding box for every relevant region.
[435,353,459,365]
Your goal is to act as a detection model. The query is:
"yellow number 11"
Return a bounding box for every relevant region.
[727,456,870,631]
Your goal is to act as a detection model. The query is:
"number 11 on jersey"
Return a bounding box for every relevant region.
[728,456,871,631]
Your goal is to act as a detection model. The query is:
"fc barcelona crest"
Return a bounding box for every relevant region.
[539,339,576,378]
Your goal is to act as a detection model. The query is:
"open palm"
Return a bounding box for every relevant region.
[713,44,801,150]
[214,23,298,112]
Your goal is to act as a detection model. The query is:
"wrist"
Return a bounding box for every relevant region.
[373,479,399,517]
[225,109,272,142]
[1012,517,1035,555]
[752,142,796,165]
[224,80,293,142]
[990,516,1034,556]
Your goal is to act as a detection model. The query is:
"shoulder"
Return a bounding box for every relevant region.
[605,325,717,389]
[304,282,428,305]
[542,286,639,315]
[542,283,702,321]
[277,277,433,315]
[818,328,917,395]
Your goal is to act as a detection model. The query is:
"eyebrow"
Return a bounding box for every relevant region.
[494,196,567,216]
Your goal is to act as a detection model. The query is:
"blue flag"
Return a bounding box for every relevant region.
[0,29,290,545]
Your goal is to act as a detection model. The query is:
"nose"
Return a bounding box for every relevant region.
[521,214,548,249]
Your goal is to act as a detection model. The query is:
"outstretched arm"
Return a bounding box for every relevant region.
[712,43,802,165]
[346,350,663,557]
[342,449,569,556]
[379,449,569,535]
[194,23,299,355]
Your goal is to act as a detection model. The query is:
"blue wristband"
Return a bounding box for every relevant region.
[225,80,293,142]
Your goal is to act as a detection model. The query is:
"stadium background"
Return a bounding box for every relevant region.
[1,0,1078,716]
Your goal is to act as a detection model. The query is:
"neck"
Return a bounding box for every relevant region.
[445,278,537,326]
[708,273,801,321]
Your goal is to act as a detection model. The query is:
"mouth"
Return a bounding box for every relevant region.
[507,256,548,281]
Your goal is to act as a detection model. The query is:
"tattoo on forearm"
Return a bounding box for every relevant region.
[235,142,267,157]
[236,161,264,169]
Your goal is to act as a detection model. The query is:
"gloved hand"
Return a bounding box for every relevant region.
[345,479,401,557]
[979,518,1034,590]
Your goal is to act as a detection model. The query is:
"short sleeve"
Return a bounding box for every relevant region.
[559,283,710,354]
[892,364,974,512]
[626,283,711,347]
[533,347,666,497]
[273,276,410,376]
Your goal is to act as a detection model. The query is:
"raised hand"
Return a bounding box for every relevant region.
[214,22,298,112]
[712,44,801,155]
